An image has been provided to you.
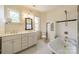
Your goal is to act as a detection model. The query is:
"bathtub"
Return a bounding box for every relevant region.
[48,37,77,54]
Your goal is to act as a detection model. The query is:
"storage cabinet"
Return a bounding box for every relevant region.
[2,36,13,54]
[28,32,38,47]
[28,33,34,47]
[1,32,38,54]
[13,35,21,53]
[32,32,38,45]
[21,33,28,49]
[2,40,13,54]
[2,35,22,53]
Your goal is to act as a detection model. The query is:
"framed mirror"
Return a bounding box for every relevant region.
[25,18,33,30]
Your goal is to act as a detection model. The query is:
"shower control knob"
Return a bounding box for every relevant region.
[65,39,67,42]
[64,45,67,48]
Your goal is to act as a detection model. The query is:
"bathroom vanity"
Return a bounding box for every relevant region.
[0,31,39,54]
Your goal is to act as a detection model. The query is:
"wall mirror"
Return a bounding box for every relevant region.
[25,18,33,30]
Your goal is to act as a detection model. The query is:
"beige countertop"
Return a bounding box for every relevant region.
[0,31,37,37]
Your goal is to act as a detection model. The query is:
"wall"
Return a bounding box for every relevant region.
[47,5,77,21]
[1,5,77,40]
[37,5,78,39]
[40,12,47,38]
[0,5,5,34]
[4,5,42,33]
[45,5,78,41]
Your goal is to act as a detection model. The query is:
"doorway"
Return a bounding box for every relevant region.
[46,22,50,41]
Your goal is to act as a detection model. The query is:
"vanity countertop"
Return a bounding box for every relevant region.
[0,31,37,37]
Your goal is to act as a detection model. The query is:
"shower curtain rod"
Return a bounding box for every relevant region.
[56,19,77,23]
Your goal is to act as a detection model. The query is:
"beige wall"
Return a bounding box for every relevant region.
[40,12,47,33]
[4,5,42,33]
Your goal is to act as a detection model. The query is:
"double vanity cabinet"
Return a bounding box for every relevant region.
[0,31,39,54]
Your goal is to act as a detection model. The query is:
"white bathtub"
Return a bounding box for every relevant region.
[48,38,77,54]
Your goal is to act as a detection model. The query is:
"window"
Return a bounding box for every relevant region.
[9,9,20,23]
[34,16,40,31]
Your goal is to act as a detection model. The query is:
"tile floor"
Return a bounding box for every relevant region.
[18,39,79,54]
[19,39,52,54]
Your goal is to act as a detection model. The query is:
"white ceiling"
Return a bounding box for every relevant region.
[24,5,60,12]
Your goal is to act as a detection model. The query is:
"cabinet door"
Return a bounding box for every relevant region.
[2,40,13,54]
[28,32,38,47]
[32,32,38,44]
[13,35,21,53]
[28,33,34,47]
[21,33,28,49]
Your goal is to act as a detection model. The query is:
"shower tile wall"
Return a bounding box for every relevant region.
[56,22,65,38]
[56,21,77,41]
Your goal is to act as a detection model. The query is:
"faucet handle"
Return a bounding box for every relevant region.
[64,31,68,35]
[65,36,68,39]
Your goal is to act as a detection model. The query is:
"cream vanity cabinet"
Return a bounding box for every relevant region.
[21,32,38,49]
[2,36,13,54]
[28,33,34,47]
[28,32,38,47]
[32,32,38,45]
[13,34,21,53]
[0,32,39,54]
[21,33,28,50]
[2,34,21,54]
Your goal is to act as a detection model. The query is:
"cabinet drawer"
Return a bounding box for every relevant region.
[22,38,28,42]
[13,43,21,53]
[22,33,28,37]
[2,34,21,42]
[14,34,21,39]
[22,40,27,44]
[13,39,21,45]
[13,46,21,53]
[2,36,13,42]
